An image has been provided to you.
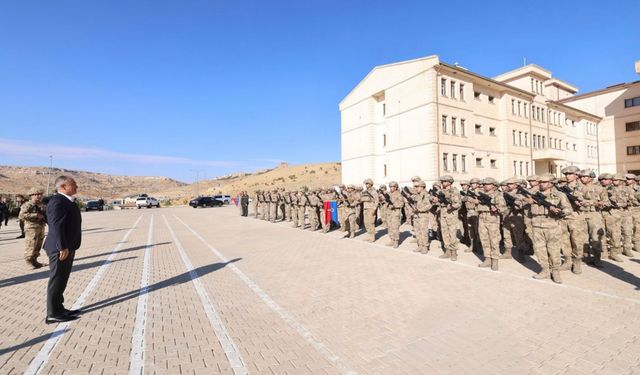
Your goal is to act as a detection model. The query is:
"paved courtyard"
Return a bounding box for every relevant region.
[1,205,640,374]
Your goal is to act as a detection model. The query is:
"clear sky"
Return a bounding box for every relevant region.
[0,0,638,182]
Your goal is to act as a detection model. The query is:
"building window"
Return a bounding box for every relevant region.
[525,162,529,175]
[513,161,517,175]
[573,143,577,151]
[474,91,481,100]
[384,164,387,177]
[382,103,386,116]
[490,159,497,168]
[442,115,448,134]
[443,153,449,171]
[451,81,456,99]
[524,132,528,147]
[518,131,522,146]
[461,155,466,172]
[512,130,517,145]
[459,84,465,101]
[441,78,447,96]
[524,103,528,118]
[542,136,546,148]
[533,134,537,148]
[461,119,466,137]
[541,109,545,123]
[488,96,495,104]
[566,142,569,150]
[475,124,482,134]
[383,134,386,147]
[489,127,496,136]
[517,101,521,116]
[512,99,516,114]
[519,161,523,175]
[531,78,534,93]
[452,154,458,172]
[624,97,640,108]
[451,117,457,135]
[626,121,640,132]
[476,158,483,167]
[627,146,640,155]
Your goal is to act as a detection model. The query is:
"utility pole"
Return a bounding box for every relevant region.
[46,155,53,195]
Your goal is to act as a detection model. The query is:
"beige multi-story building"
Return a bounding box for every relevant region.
[560,80,640,174]
[339,55,603,186]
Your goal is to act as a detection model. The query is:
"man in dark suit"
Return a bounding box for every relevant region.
[43,176,82,324]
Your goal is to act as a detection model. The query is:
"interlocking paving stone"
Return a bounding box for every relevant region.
[1,206,640,374]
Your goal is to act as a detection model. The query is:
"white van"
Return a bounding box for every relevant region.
[136,196,160,209]
[213,195,232,204]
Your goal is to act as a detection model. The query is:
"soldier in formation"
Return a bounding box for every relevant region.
[245,167,640,284]
[19,188,47,269]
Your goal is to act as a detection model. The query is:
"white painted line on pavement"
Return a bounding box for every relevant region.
[174,214,357,375]
[129,215,154,375]
[162,215,248,375]
[25,215,143,375]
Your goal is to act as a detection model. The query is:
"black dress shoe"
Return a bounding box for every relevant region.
[45,315,79,324]
[16,234,25,239]
[63,309,82,316]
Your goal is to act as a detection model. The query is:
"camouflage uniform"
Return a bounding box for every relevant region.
[620,174,637,257]
[19,188,47,268]
[253,192,260,218]
[385,182,404,248]
[577,170,608,267]
[336,185,347,231]
[477,178,508,271]
[290,192,299,227]
[501,179,528,262]
[412,181,432,253]
[283,190,292,222]
[462,178,482,253]
[523,175,540,255]
[632,176,640,252]
[360,179,379,242]
[435,176,461,261]
[378,186,389,229]
[297,190,307,229]
[603,174,627,262]
[558,166,589,273]
[405,176,422,242]
[530,175,573,283]
[344,187,360,238]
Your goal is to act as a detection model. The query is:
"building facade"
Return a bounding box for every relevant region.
[559,81,640,174]
[339,55,602,186]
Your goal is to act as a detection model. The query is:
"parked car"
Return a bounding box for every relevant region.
[85,200,103,212]
[213,194,232,204]
[189,196,223,208]
[136,196,160,209]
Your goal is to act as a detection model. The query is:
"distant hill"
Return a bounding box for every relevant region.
[0,166,187,199]
[157,162,342,201]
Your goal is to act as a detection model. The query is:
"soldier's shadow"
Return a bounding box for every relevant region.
[600,259,640,290]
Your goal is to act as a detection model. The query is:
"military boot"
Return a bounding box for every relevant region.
[491,258,499,271]
[623,248,634,257]
[450,250,457,262]
[420,247,430,254]
[386,240,394,247]
[500,249,512,259]
[572,259,582,275]
[349,232,355,239]
[478,259,491,268]
[464,245,473,253]
[369,234,375,242]
[551,270,563,284]
[559,260,573,271]
[533,269,551,279]
[517,249,526,263]
[438,251,451,259]
[413,247,422,253]
[393,241,399,249]
[590,252,604,268]
[609,253,624,262]
[410,237,418,243]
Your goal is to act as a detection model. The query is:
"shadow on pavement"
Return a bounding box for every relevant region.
[80,258,242,314]
[0,329,68,356]
[0,257,137,289]
[599,259,640,290]
[74,242,172,262]
[83,228,130,235]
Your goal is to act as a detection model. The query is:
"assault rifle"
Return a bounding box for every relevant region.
[429,187,450,206]
[516,186,561,210]
[378,189,392,205]
[401,186,418,211]
[557,185,580,206]
[475,191,496,208]
[334,188,351,207]
[502,192,517,208]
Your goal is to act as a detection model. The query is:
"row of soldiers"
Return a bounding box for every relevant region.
[248,166,640,284]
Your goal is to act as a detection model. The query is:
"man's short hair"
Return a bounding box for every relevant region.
[55,175,71,190]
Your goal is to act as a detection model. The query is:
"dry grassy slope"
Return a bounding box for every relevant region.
[0,166,187,199]
[158,162,341,201]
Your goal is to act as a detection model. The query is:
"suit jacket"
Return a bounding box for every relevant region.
[43,193,82,256]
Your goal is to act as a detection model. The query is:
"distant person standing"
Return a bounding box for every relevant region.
[240,191,249,216]
[43,176,82,324]
[19,188,47,269]
[0,197,9,228]
[15,195,26,238]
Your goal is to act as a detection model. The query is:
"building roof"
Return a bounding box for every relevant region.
[547,100,601,121]
[544,78,578,94]
[493,64,552,81]
[558,80,640,103]
[437,62,534,98]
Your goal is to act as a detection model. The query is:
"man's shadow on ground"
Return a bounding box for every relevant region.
[79,258,242,314]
